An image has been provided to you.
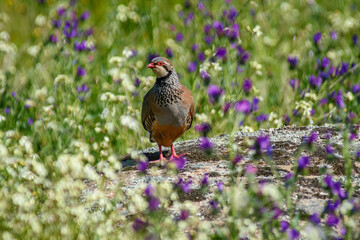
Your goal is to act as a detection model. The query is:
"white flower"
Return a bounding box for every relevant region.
[252,25,263,38]
[0,40,17,54]
[54,74,72,85]
[0,31,10,41]
[27,45,41,57]
[35,14,47,26]
[120,115,140,132]
[211,62,222,72]
[345,91,354,101]
[122,47,133,58]
[0,115,5,122]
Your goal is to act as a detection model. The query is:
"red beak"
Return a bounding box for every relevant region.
[147,62,156,68]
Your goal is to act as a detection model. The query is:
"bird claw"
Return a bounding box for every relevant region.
[169,152,188,160]
[150,157,168,167]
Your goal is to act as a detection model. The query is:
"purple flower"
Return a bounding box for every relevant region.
[325,200,340,213]
[309,75,322,87]
[134,78,141,87]
[148,53,159,62]
[215,47,227,59]
[353,34,359,46]
[199,137,213,154]
[297,156,310,170]
[326,213,339,227]
[62,20,77,39]
[321,57,330,69]
[49,34,58,43]
[132,218,148,232]
[330,31,337,40]
[236,45,250,64]
[179,209,189,220]
[213,21,224,36]
[77,66,86,77]
[252,135,272,156]
[340,62,349,75]
[57,7,66,16]
[335,91,345,108]
[148,197,160,211]
[287,55,298,69]
[184,12,194,25]
[51,19,61,28]
[175,32,184,42]
[289,78,299,90]
[76,83,89,93]
[200,70,211,85]
[217,180,223,192]
[195,122,211,136]
[177,178,192,193]
[227,6,238,22]
[234,100,251,114]
[201,173,209,186]
[198,52,206,62]
[287,229,300,240]
[11,91,16,98]
[204,24,211,35]
[197,1,205,11]
[313,32,322,45]
[255,113,268,122]
[137,160,148,172]
[170,156,186,170]
[326,144,334,155]
[223,102,231,114]
[309,213,321,225]
[319,98,328,105]
[144,184,154,197]
[232,154,243,165]
[4,107,10,115]
[80,10,90,21]
[209,199,218,209]
[74,40,87,51]
[280,220,289,232]
[204,35,214,45]
[226,23,240,41]
[207,84,224,104]
[356,150,360,160]
[352,84,360,94]
[245,164,257,174]
[192,44,199,52]
[188,61,197,73]
[242,78,252,93]
[27,118,34,125]
[305,132,318,145]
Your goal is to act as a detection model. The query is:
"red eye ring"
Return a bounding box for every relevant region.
[157,61,165,66]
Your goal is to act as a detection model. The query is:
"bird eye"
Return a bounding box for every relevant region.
[157,61,165,66]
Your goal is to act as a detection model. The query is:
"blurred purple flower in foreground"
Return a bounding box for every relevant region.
[280,220,289,232]
[132,218,148,232]
[242,78,252,93]
[313,32,322,45]
[200,137,213,155]
[287,55,298,69]
[188,61,197,73]
[287,229,300,240]
[297,155,310,170]
[215,47,227,59]
[234,100,251,114]
[207,84,224,104]
[77,66,86,77]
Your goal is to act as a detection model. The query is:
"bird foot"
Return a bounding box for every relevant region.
[169,152,188,160]
[150,157,168,166]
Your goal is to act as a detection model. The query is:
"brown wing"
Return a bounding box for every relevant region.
[141,90,156,133]
[181,84,195,131]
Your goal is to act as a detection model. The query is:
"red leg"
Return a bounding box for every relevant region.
[150,145,167,166]
[170,145,188,160]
